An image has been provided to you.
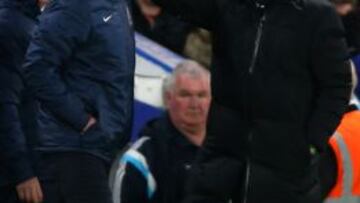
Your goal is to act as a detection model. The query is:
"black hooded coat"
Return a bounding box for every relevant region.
[152,0,352,202]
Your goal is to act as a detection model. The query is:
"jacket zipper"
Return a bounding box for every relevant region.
[243,132,253,203]
[248,14,266,74]
[243,159,251,203]
[243,3,267,202]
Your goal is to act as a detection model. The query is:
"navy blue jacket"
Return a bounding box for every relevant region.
[0,0,40,186]
[23,0,135,161]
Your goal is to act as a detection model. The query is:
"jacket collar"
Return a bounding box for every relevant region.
[161,114,196,148]
[141,114,198,149]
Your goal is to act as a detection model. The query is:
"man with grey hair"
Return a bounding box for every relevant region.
[112,60,211,203]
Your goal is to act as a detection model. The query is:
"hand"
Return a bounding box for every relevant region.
[16,177,43,203]
[81,115,97,134]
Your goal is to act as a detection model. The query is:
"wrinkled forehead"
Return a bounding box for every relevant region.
[172,74,210,93]
[175,73,210,85]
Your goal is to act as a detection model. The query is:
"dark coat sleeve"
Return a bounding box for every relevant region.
[0,30,34,185]
[152,0,217,30]
[23,2,91,131]
[117,139,155,203]
[318,145,337,200]
[308,4,352,152]
[120,164,149,203]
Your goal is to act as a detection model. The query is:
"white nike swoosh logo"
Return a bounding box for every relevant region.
[103,15,112,23]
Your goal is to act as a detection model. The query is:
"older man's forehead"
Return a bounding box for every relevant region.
[175,74,209,86]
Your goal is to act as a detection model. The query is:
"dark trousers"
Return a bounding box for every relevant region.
[38,152,112,203]
[0,185,20,203]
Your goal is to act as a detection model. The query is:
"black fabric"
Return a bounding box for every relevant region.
[342,8,360,56]
[245,161,322,203]
[346,104,359,113]
[182,154,244,203]
[130,0,194,54]
[0,186,21,203]
[120,164,149,203]
[120,115,199,203]
[37,152,112,203]
[152,0,352,202]
[319,145,337,200]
